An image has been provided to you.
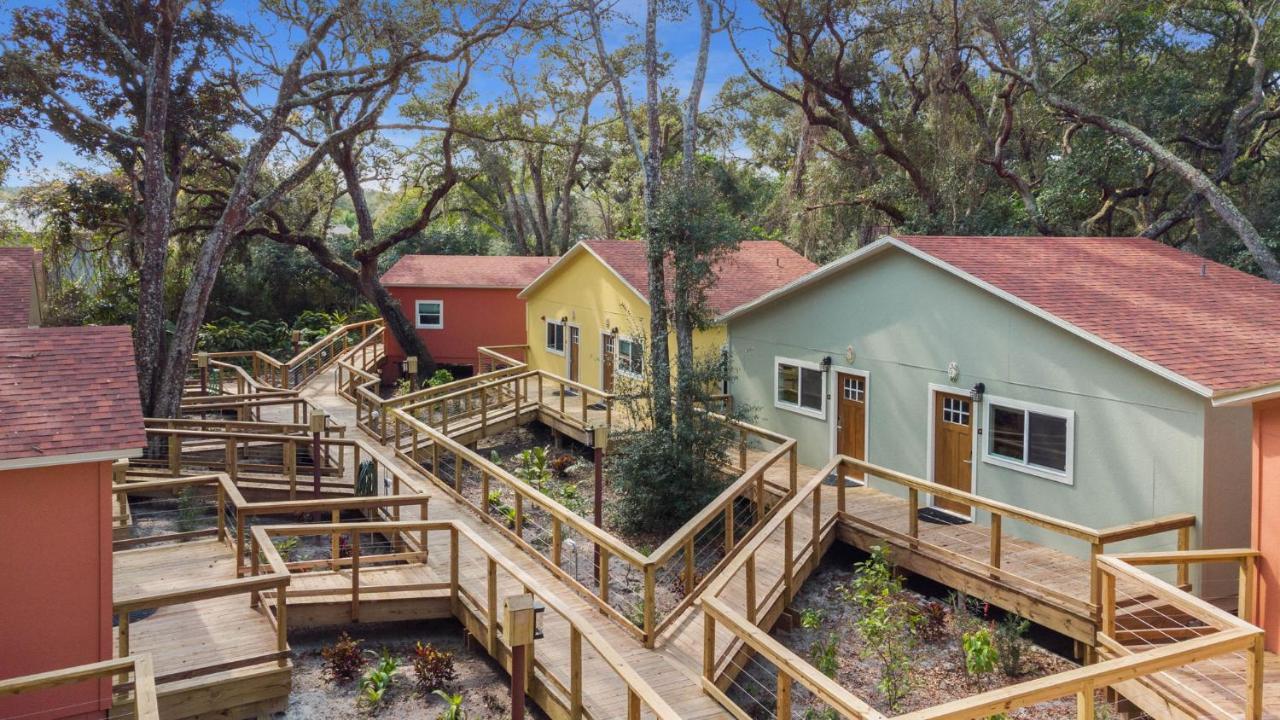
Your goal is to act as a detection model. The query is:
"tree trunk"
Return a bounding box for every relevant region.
[360,262,437,374]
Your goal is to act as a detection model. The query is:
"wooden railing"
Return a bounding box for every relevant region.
[110,475,292,695]
[257,519,681,720]
[0,655,160,720]
[194,319,383,391]
[389,403,797,646]
[697,456,1263,720]
[132,426,406,499]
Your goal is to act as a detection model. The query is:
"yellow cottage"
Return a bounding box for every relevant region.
[518,239,815,392]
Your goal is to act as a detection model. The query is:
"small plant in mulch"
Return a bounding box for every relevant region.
[994,613,1031,677]
[962,627,999,678]
[843,545,923,711]
[176,487,202,532]
[916,599,951,642]
[549,452,577,477]
[358,648,400,708]
[412,642,459,693]
[809,632,840,678]
[321,632,366,683]
[433,689,467,720]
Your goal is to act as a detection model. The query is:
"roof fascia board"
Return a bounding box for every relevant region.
[0,447,143,472]
[518,242,650,306]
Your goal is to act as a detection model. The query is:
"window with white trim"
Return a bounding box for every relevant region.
[415,300,443,329]
[983,396,1073,483]
[545,321,565,354]
[775,358,824,417]
[842,376,865,402]
[616,337,643,377]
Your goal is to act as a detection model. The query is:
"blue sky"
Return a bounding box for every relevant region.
[4,0,777,185]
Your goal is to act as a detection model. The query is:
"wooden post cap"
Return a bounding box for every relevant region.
[309,409,328,433]
[405,356,418,375]
[503,594,539,646]
[196,351,209,368]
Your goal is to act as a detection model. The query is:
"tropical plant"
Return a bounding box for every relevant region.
[843,545,922,710]
[809,632,840,678]
[433,689,467,720]
[427,368,454,387]
[962,628,1000,677]
[514,447,551,488]
[412,642,458,692]
[320,632,365,683]
[994,614,1031,677]
[175,487,202,533]
[799,607,825,630]
[358,649,400,707]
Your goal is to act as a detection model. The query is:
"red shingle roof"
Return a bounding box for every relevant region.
[382,255,557,288]
[0,247,37,328]
[582,240,817,315]
[894,235,1280,395]
[0,325,146,463]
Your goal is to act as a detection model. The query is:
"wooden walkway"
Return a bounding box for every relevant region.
[264,368,731,719]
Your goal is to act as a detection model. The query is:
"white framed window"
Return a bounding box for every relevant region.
[982,395,1074,484]
[545,321,565,354]
[616,337,644,378]
[415,300,443,329]
[842,376,865,403]
[774,357,825,418]
[942,396,970,425]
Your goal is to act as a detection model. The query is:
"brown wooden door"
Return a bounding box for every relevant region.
[932,391,973,516]
[601,333,615,392]
[568,326,580,382]
[836,373,867,479]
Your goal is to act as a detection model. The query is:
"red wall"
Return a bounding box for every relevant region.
[0,460,112,719]
[385,287,529,370]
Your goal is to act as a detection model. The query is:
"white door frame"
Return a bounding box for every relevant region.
[564,322,581,382]
[599,331,615,390]
[828,365,871,485]
[924,382,979,520]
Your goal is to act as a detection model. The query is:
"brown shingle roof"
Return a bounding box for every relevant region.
[0,247,37,328]
[382,255,557,288]
[895,235,1280,395]
[582,240,817,315]
[0,325,146,463]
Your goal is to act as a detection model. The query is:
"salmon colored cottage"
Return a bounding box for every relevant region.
[0,325,146,719]
[381,254,555,375]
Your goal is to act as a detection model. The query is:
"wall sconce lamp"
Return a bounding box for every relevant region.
[611,327,619,336]
[820,355,833,372]
[560,316,569,324]
[970,382,985,403]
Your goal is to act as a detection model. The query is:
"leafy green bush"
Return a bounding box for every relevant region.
[358,649,400,707]
[962,628,999,677]
[433,690,467,720]
[994,614,1030,677]
[843,546,922,710]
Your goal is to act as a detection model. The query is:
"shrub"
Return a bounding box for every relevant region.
[176,487,202,532]
[321,632,365,683]
[514,447,551,488]
[358,649,399,707]
[962,627,999,677]
[799,607,825,630]
[433,690,467,720]
[427,369,455,387]
[412,642,458,693]
[809,633,840,678]
[843,546,921,710]
[916,599,950,641]
[994,614,1031,677]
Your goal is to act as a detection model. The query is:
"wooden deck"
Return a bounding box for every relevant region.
[113,540,291,718]
[263,368,732,719]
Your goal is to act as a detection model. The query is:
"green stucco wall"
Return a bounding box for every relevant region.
[726,247,1239,561]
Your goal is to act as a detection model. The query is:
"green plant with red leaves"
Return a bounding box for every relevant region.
[412,641,459,693]
[321,632,366,683]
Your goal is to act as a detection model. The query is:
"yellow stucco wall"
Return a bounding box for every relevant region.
[523,248,725,391]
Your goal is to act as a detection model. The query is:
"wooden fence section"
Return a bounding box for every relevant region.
[0,655,160,720]
[696,456,1267,720]
[194,319,383,391]
[256,519,682,720]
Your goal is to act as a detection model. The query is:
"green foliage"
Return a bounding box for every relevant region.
[320,632,365,683]
[843,546,921,710]
[962,628,999,677]
[272,536,299,562]
[432,689,467,720]
[514,447,551,486]
[994,614,1031,677]
[411,642,458,693]
[175,487,202,533]
[799,607,825,630]
[427,369,455,387]
[549,452,576,477]
[809,632,840,678]
[513,447,584,514]
[356,459,378,497]
[358,648,400,707]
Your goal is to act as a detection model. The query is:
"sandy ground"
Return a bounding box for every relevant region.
[283,620,548,719]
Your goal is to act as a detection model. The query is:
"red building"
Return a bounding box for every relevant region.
[0,325,146,719]
[381,255,555,374]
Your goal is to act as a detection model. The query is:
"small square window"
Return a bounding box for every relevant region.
[942,396,970,425]
[416,300,443,329]
[983,396,1074,483]
[775,359,824,416]
[617,338,644,377]
[545,321,565,353]
[842,377,865,402]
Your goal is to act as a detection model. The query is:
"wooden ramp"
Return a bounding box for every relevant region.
[263,369,731,720]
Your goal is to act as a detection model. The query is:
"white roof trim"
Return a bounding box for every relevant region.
[517,241,650,306]
[0,447,142,472]
[1211,382,1280,407]
[720,235,1215,399]
[383,282,529,290]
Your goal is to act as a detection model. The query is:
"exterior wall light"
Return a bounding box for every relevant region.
[970,382,985,403]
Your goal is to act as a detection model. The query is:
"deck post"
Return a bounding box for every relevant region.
[598,548,610,604]
[420,500,429,564]
[552,518,563,566]
[216,483,226,542]
[723,504,734,554]
[167,434,180,476]
[236,512,246,577]
[738,428,747,472]
[627,689,640,720]
[117,614,130,682]
[908,488,919,543]
[514,494,524,538]
[449,526,459,612]
[1241,555,1257,621]
[286,440,297,500]
[990,513,1002,571]
[783,515,794,602]
[224,438,238,482]
[487,558,498,653]
[331,510,341,570]
[481,472,490,517]
[789,445,797,493]
[837,459,847,513]
[683,537,696,594]
[1100,569,1116,638]
[350,530,361,622]
[811,484,821,556]
[1090,541,1104,617]
[1076,687,1094,720]
[570,626,583,719]
[1177,525,1191,588]
[1248,632,1264,720]
[702,612,716,680]
[745,554,757,623]
[643,565,655,647]
[276,585,288,667]
[777,673,792,718]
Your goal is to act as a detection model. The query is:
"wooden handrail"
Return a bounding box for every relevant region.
[257,519,681,719]
[0,655,160,720]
